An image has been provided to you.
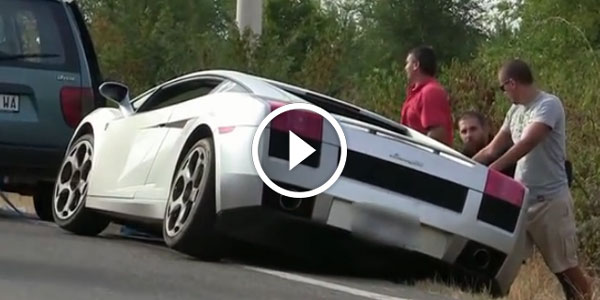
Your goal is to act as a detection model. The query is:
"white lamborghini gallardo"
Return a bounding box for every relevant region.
[51,70,530,296]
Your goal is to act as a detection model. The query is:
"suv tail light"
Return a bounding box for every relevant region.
[268,101,323,141]
[484,169,525,207]
[60,86,93,128]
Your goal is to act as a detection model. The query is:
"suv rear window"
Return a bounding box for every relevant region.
[0,0,79,72]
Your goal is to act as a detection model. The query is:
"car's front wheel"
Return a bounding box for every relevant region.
[52,133,109,236]
[163,137,225,261]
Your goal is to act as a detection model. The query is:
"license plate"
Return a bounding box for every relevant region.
[350,202,421,249]
[0,94,20,112]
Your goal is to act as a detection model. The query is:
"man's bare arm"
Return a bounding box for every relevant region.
[472,129,513,165]
[490,122,551,171]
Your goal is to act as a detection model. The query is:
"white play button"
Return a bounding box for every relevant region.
[288,131,316,170]
[252,103,348,199]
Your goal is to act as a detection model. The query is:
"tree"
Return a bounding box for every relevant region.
[357,0,485,68]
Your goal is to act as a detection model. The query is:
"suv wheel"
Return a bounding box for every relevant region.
[33,183,54,222]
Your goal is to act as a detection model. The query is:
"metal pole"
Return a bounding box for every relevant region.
[236,0,263,37]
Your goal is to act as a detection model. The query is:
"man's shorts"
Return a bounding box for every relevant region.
[525,187,579,274]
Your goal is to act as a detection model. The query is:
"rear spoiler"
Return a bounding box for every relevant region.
[266,81,408,137]
[265,80,474,163]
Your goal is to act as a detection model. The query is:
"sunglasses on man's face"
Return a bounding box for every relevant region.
[499,79,511,91]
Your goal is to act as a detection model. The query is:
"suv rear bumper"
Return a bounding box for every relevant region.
[0,143,65,190]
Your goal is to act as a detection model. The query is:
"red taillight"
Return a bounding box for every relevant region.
[60,86,92,128]
[484,169,525,207]
[269,101,323,141]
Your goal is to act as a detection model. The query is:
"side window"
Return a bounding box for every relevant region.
[131,87,158,111]
[136,78,223,113]
[210,80,249,94]
[0,14,18,55]
[15,11,42,58]
[0,1,77,72]
[0,16,6,52]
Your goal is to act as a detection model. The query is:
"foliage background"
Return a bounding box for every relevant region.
[78,0,600,269]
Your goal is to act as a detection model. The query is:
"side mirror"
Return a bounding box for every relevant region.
[99,81,134,116]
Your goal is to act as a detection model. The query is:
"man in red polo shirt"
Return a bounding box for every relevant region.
[401,46,453,146]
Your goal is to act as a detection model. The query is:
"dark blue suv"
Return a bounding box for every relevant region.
[0,0,103,221]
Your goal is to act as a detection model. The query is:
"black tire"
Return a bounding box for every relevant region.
[52,133,109,236]
[33,183,54,221]
[162,137,225,261]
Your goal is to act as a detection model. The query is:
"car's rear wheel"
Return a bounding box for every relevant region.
[33,183,54,221]
[163,137,224,261]
[52,134,109,235]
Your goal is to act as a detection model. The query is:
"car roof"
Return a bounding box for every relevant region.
[154,69,296,102]
[157,69,470,161]
[170,69,380,113]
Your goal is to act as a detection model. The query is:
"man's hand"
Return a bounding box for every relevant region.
[489,160,504,171]
[490,122,552,170]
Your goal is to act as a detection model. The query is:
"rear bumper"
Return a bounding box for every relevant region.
[214,124,528,296]
[216,200,523,297]
[323,195,529,295]
[216,171,528,297]
[0,143,65,186]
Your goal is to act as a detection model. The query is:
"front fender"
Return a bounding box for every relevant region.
[171,117,223,211]
[66,108,124,151]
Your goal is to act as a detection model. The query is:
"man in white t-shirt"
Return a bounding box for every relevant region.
[473,59,591,300]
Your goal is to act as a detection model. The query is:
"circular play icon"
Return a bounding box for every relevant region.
[251,102,348,199]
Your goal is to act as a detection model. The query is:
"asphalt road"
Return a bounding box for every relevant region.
[0,207,459,300]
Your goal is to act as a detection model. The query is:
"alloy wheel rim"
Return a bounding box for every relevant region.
[54,140,93,220]
[165,146,208,237]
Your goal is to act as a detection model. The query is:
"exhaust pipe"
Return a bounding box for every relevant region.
[279,195,302,211]
[473,248,491,270]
